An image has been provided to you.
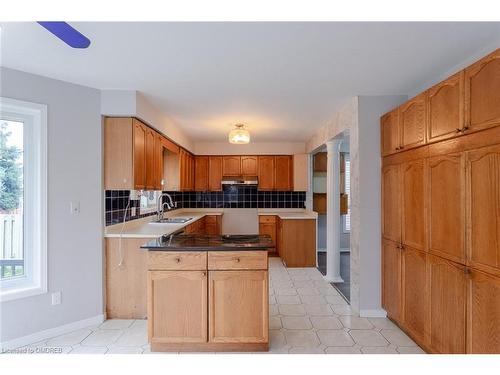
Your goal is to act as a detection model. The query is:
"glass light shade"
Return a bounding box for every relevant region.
[228,125,250,144]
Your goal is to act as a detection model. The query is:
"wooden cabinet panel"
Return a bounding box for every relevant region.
[148,271,207,343]
[466,143,500,276]
[427,71,464,143]
[382,164,401,243]
[465,48,500,133]
[467,269,500,353]
[258,156,275,191]
[427,154,465,263]
[401,159,426,251]
[401,246,428,344]
[154,134,164,190]
[241,156,258,176]
[205,215,221,235]
[313,152,327,172]
[208,251,268,271]
[194,156,209,191]
[428,255,466,354]
[313,193,326,214]
[259,215,277,254]
[145,127,156,189]
[222,156,241,176]
[209,270,268,343]
[382,239,401,323]
[400,93,427,150]
[148,251,207,271]
[278,219,316,267]
[133,119,146,189]
[381,109,400,156]
[104,118,133,189]
[275,156,293,191]
[179,149,194,191]
[208,156,223,191]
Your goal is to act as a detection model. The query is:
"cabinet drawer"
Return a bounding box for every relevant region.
[208,251,268,270]
[259,215,276,224]
[148,252,207,270]
[205,215,219,224]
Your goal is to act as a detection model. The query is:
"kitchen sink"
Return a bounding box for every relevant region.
[151,217,193,224]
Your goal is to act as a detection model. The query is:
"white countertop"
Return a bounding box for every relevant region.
[104,208,316,239]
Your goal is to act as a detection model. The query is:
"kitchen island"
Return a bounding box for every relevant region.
[141,234,272,352]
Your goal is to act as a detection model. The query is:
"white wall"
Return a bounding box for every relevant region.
[0,68,103,343]
[194,141,306,155]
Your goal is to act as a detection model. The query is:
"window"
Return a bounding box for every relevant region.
[0,97,47,301]
[342,154,351,233]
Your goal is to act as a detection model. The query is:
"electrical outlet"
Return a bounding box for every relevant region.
[51,291,62,305]
[70,201,80,214]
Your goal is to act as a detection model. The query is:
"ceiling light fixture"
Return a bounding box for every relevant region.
[228,124,250,144]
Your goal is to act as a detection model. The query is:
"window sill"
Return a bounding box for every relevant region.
[0,284,47,302]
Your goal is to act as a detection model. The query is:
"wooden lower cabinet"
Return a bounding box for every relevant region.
[382,239,402,323]
[259,216,277,255]
[427,255,467,354]
[205,215,222,235]
[278,219,316,267]
[401,246,428,345]
[467,269,500,353]
[148,270,207,344]
[209,270,268,343]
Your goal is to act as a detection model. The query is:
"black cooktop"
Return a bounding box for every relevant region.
[141,234,272,251]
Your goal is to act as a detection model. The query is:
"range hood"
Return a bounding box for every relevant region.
[221,176,258,186]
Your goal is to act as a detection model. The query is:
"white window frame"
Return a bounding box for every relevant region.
[0,97,47,302]
[342,153,350,233]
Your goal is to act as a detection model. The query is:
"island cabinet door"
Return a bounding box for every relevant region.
[148,271,207,343]
[208,270,269,343]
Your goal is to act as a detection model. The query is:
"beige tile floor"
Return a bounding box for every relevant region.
[12,257,424,354]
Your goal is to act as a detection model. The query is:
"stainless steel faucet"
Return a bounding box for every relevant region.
[157,192,175,220]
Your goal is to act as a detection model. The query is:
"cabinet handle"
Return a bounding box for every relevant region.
[456,128,462,133]
[175,258,181,263]
[235,258,241,263]
[202,272,206,277]
[462,126,470,132]
[395,147,400,151]
[464,267,471,275]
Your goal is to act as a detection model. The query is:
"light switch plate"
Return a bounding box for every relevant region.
[70,201,80,214]
[52,291,62,305]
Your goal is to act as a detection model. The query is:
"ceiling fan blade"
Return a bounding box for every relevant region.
[37,22,91,48]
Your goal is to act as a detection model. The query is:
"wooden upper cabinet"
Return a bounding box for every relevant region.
[154,133,164,190]
[465,48,500,134]
[381,108,400,156]
[382,239,402,323]
[466,143,500,277]
[258,156,275,191]
[145,127,156,190]
[274,156,293,191]
[427,71,465,143]
[179,149,194,191]
[382,164,401,243]
[428,255,466,354]
[400,93,427,150]
[209,270,268,344]
[208,156,223,191]
[241,156,258,176]
[133,119,146,190]
[148,270,207,344]
[222,156,241,176]
[427,153,465,264]
[467,269,500,353]
[401,246,428,345]
[401,159,426,251]
[313,152,327,171]
[104,117,133,190]
[194,156,209,192]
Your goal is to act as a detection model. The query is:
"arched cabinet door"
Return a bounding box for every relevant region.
[382,164,401,243]
[400,92,427,150]
[401,159,426,251]
[382,239,402,323]
[381,108,400,156]
[465,48,500,134]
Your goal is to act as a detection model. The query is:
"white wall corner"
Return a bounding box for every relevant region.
[100,89,137,116]
[359,309,387,318]
[0,314,105,351]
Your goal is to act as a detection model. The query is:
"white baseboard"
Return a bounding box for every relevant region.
[0,314,105,351]
[359,309,387,318]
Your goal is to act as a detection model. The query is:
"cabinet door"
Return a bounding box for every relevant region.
[241,156,258,176]
[313,152,327,172]
[209,270,268,343]
[382,239,401,322]
[466,143,500,277]
[427,71,464,143]
[194,156,209,191]
[427,154,465,263]
[133,120,146,189]
[208,156,223,191]
[104,117,133,190]
[401,159,426,251]
[259,222,277,254]
[427,255,466,354]
[401,246,428,344]
[148,271,207,343]
[381,108,400,156]
[275,156,293,191]
[400,93,427,150]
[465,48,500,133]
[467,269,500,353]
[258,156,275,191]
[154,134,164,190]
[381,164,401,243]
[205,215,221,235]
[145,128,156,190]
[222,156,241,176]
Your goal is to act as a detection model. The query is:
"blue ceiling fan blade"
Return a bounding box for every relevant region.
[37,22,91,48]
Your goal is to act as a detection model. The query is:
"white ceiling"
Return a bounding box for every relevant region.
[1,22,499,142]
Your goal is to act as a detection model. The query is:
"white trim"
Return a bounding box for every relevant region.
[0,314,105,351]
[359,309,387,318]
[0,97,47,302]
